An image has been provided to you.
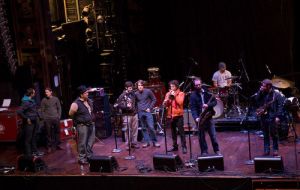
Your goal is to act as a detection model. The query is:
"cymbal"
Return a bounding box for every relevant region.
[271,77,292,89]
[186,75,199,79]
[147,67,159,72]
[225,76,239,80]
[202,83,211,87]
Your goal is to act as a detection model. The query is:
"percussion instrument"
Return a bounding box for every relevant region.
[212,98,224,119]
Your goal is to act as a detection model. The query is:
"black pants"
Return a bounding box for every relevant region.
[167,116,186,148]
[24,119,39,156]
[44,118,61,148]
[198,119,219,154]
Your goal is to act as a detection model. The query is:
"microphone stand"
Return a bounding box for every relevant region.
[112,112,122,153]
[184,92,195,167]
[240,101,254,165]
[160,105,168,154]
[124,113,135,160]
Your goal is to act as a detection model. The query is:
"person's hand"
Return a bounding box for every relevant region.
[146,108,150,112]
[127,102,132,108]
[275,117,280,124]
[195,118,200,122]
[27,118,32,125]
[203,104,208,109]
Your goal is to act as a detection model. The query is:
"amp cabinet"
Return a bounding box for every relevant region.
[60,119,75,140]
[0,107,22,142]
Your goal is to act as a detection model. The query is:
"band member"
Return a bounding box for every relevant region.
[190,78,221,156]
[163,80,187,154]
[69,85,95,165]
[114,81,139,150]
[135,80,160,148]
[212,62,232,88]
[40,87,62,154]
[254,79,285,156]
[17,88,44,157]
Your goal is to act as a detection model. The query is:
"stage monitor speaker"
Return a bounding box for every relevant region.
[17,155,47,172]
[153,153,183,172]
[89,155,119,173]
[197,155,224,172]
[254,156,284,173]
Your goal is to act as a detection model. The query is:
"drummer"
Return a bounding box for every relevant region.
[212,62,232,88]
[212,62,233,114]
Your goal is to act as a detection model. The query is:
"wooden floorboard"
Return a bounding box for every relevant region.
[1,122,300,179]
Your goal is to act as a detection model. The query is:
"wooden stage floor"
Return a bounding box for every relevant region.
[1,122,300,189]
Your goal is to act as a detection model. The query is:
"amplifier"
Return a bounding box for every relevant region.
[153,153,183,171]
[0,107,22,142]
[198,155,224,172]
[89,155,119,173]
[60,119,74,140]
[254,156,284,173]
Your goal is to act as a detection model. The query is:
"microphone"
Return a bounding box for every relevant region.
[179,81,184,88]
[250,93,258,98]
[265,64,271,74]
[88,87,103,92]
[188,57,199,66]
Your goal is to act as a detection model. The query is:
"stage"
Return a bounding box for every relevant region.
[1,121,300,190]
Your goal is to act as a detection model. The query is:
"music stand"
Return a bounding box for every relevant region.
[112,113,122,153]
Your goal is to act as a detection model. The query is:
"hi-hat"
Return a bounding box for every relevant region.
[225,76,239,80]
[186,75,199,79]
[271,77,292,89]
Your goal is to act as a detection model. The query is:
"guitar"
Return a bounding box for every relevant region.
[256,97,275,116]
[198,94,216,127]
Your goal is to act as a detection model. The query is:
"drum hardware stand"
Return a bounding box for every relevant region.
[112,113,122,153]
[226,83,244,118]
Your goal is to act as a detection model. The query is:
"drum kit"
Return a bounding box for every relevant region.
[185,75,244,118]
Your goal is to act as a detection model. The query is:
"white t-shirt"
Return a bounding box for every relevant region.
[212,70,232,87]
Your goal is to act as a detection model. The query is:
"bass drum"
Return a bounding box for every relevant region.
[213,98,224,119]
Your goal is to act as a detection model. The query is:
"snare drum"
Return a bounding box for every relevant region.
[213,98,224,119]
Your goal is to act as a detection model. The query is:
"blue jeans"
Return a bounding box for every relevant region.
[138,111,157,143]
[76,123,95,162]
[261,119,279,152]
[198,119,219,154]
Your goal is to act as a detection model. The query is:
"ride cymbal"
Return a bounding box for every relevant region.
[271,78,292,89]
[186,75,200,79]
[225,76,239,80]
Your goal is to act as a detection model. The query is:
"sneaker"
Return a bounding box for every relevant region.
[131,144,140,149]
[215,151,222,156]
[273,150,279,156]
[201,152,208,156]
[153,142,160,147]
[142,143,150,148]
[182,147,187,154]
[168,146,178,152]
[78,160,89,165]
[32,151,44,157]
[56,145,64,150]
[263,151,270,156]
